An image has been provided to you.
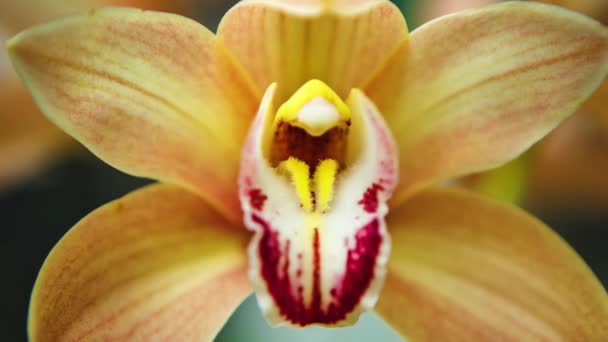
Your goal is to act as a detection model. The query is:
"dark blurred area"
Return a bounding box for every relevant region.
[2,156,150,341]
[2,0,607,341]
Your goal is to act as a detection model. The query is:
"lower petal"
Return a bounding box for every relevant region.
[29,184,251,341]
[376,187,608,340]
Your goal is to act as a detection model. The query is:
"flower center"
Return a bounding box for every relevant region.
[239,80,398,327]
[271,80,350,168]
[270,80,350,213]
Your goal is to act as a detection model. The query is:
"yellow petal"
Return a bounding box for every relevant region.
[7,8,260,223]
[29,183,250,341]
[217,0,406,102]
[376,187,608,340]
[364,2,608,205]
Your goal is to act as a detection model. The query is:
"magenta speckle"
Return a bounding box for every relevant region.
[248,188,268,211]
[358,183,385,213]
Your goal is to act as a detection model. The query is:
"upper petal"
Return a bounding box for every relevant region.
[376,187,608,341]
[364,2,608,205]
[29,183,250,341]
[216,0,407,102]
[0,1,193,190]
[7,8,260,223]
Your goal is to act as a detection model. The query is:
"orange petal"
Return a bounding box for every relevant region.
[217,0,406,102]
[7,8,260,223]
[29,183,251,341]
[364,2,608,205]
[376,187,608,340]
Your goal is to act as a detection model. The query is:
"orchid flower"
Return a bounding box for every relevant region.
[7,1,608,340]
[0,0,192,190]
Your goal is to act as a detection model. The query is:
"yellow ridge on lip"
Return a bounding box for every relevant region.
[278,157,339,213]
[314,159,339,213]
[278,157,313,211]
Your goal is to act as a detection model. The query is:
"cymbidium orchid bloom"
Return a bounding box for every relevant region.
[0,0,190,190]
[7,0,608,340]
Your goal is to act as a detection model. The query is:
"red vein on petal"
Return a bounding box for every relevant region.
[74,264,247,340]
[419,47,603,119]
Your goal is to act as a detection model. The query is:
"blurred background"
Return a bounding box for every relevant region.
[2,0,607,341]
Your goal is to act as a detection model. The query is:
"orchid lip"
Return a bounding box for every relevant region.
[239,81,399,327]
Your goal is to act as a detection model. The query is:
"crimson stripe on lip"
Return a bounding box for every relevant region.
[252,214,382,325]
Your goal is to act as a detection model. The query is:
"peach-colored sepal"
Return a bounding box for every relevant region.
[364,2,608,206]
[29,183,251,341]
[7,8,260,223]
[377,187,608,341]
[217,0,406,103]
